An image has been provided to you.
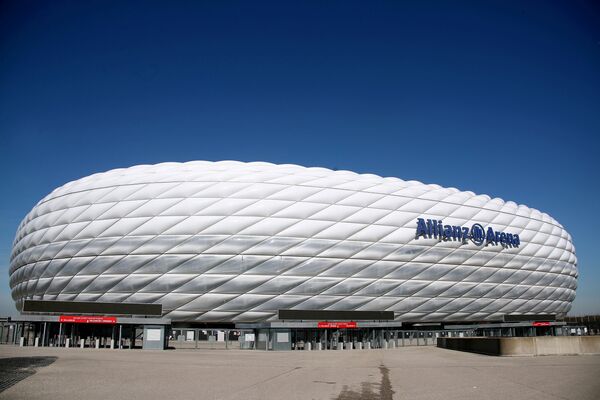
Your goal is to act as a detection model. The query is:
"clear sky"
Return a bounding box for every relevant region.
[1,1,598,317]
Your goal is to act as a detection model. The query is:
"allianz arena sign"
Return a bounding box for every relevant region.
[416,218,521,247]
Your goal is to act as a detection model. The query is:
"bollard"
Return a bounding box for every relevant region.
[65,338,70,348]
[19,337,25,347]
[389,340,395,349]
[338,342,344,350]
[305,342,312,351]
[34,337,39,347]
[110,339,115,349]
[95,339,100,349]
[365,342,371,350]
[347,342,353,350]
[357,342,363,350]
[383,340,388,349]
[316,342,322,350]
[80,338,85,348]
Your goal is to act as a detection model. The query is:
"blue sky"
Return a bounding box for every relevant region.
[1,1,598,316]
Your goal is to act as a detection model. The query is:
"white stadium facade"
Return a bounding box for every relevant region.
[5,161,578,350]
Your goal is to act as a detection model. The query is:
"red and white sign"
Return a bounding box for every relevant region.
[317,321,357,329]
[532,321,551,327]
[59,316,117,324]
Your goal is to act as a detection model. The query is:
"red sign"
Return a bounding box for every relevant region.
[532,321,551,327]
[59,316,117,324]
[317,321,357,329]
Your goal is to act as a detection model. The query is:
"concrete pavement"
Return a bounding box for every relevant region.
[0,345,598,400]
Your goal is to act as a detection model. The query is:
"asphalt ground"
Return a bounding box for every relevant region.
[0,345,598,400]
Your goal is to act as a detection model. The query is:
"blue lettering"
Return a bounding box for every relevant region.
[495,231,501,243]
[431,219,439,239]
[443,225,453,240]
[452,226,461,240]
[416,218,428,238]
[461,227,469,242]
[415,217,521,248]
[506,233,513,246]
[486,227,495,243]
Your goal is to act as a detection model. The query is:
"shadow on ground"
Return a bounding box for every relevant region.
[0,356,57,393]
[335,364,394,400]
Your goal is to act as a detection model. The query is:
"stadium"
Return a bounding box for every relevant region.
[5,161,578,350]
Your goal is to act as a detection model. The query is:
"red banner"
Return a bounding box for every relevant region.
[59,316,117,324]
[532,321,551,327]
[317,321,357,329]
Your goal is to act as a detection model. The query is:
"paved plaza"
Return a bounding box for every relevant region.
[0,345,598,400]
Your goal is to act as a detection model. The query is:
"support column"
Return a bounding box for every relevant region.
[42,322,47,347]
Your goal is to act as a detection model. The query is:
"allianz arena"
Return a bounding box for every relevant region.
[9,160,578,332]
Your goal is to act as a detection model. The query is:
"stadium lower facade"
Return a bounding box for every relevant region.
[5,161,578,349]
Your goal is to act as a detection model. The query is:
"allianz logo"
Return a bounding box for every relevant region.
[415,218,520,248]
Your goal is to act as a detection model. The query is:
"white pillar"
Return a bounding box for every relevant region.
[346,342,353,350]
[65,338,70,348]
[383,340,388,349]
[305,342,312,351]
[19,337,25,347]
[95,339,100,349]
[80,338,85,348]
[316,342,322,350]
[34,337,39,347]
[338,342,344,350]
[110,339,115,349]
[365,342,371,350]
